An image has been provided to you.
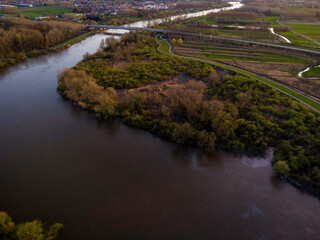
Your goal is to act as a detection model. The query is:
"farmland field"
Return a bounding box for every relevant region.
[302,66,320,78]
[174,44,310,64]
[0,6,72,19]
[171,42,320,98]
[264,17,320,47]
[284,24,320,42]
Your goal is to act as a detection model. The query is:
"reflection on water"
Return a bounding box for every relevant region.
[105,1,243,34]
[0,6,320,240]
[125,2,243,28]
[241,149,274,168]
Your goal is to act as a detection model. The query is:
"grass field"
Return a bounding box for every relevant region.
[156,36,320,112]
[302,66,320,78]
[156,35,171,55]
[264,16,279,26]
[175,44,310,64]
[0,6,72,19]
[264,16,320,47]
[284,24,320,42]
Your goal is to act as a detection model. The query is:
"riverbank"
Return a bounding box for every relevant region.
[57,31,320,199]
[0,30,95,70]
[156,34,320,198]
[1,21,320,240]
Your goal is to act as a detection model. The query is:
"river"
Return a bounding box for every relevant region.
[0,3,320,240]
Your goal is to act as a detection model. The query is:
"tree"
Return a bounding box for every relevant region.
[0,212,15,239]
[172,38,176,45]
[16,221,44,240]
[46,28,64,47]
[58,68,104,108]
[0,212,63,240]
[273,161,290,178]
[94,87,117,120]
[172,123,197,144]
[207,71,220,87]
[197,130,216,153]
[83,52,91,59]
[16,221,63,240]
[100,37,118,51]
[177,38,183,45]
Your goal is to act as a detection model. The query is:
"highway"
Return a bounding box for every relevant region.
[88,25,320,56]
[155,34,320,114]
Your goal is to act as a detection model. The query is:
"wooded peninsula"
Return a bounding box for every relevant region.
[58,31,320,198]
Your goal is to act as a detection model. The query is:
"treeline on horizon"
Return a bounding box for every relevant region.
[77,0,227,26]
[0,18,86,68]
[58,32,320,198]
[240,0,320,20]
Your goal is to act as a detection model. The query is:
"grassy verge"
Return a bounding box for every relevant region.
[55,31,93,48]
[284,24,320,42]
[157,35,320,112]
[157,35,171,55]
[189,44,310,64]
[302,66,320,78]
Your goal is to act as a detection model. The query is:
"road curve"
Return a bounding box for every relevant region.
[269,27,291,44]
[89,24,320,55]
[155,34,320,114]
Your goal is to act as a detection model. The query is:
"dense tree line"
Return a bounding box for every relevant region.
[2,6,19,14]
[280,8,320,21]
[0,18,86,68]
[58,32,320,198]
[210,11,262,21]
[240,0,320,19]
[82,9,192,26]
[176,1,225,10]
[0,211,63,240]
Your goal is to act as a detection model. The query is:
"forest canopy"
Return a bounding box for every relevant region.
[58,32,320,197]
[0,18,86,68]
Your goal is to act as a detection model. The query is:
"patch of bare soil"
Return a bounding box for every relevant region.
[219,60,320,98]
[119,73,194,96]
[112,61,130,70]
[118,73,205,118]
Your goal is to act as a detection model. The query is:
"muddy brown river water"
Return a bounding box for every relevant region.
[0,5,320,240]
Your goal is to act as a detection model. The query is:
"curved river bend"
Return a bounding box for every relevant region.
[1,3,320,240]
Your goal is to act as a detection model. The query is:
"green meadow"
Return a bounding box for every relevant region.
[0,6,72,19]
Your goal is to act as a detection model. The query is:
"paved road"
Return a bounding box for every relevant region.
[89,25,320,56]
[155,34,320,114]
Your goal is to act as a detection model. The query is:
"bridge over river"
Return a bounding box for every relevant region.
[87,25,320,57]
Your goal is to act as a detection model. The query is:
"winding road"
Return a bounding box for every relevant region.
[89,25,320,56]
[155,34,320,113]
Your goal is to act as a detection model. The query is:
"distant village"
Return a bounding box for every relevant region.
[75,1,176,14]
[0,0,178,15]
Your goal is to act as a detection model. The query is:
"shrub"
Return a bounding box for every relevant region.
[58,68,103,107]
[172,123,197,145]
[273,161,290,178]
